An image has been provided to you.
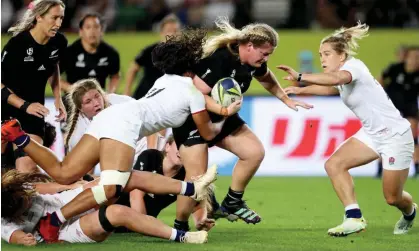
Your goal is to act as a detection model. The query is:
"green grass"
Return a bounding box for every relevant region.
[2,29,418,96]
[2,176,419,250]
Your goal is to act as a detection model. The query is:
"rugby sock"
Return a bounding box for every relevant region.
[169,228,187,242]
[14,134,30,148]
[174,219,190,231]
[345,204,362,219]
[403,205,416,221]
[414,162,419,176]
[180,181,195,196]
[50,211,65,227]
[224,187,244,206]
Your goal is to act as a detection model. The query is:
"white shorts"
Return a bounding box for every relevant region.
[58,218,95,243]
[86,105,142,149]
[351,128,414,170]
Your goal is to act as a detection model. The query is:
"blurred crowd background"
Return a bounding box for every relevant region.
[2,0,419,33]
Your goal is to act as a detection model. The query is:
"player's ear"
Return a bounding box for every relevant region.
[247,42,253,52]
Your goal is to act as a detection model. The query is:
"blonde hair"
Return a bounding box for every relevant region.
[203,17,279,58]
[65,79,109,151]
[321,21,369,57]
[8,0,65,37]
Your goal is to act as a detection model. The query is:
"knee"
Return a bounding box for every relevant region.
[384,195,401,207]
[15,156,38,173]
[324,157,343,176]
[106,205,129,219]
[243,144,265,165]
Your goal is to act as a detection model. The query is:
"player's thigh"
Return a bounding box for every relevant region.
[326,130,379,171]
[15,134,43,173]
[216,124,264,162]
[99,138,135,172]
[62,134,100,179]
[179,143,208,179]
[382,168,409,201]
[62,211,110,243]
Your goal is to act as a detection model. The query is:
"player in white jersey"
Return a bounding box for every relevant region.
[1,28,241,243]
[279,22,417,236]
[64,78,166,175]
[1,170,213,246]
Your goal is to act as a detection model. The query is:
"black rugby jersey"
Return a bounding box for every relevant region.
[60,39,120,89]
[194,45,268,94]
[1,31,67,104]
[133,43,164,99]
[116,149,186,218]
[382,62,419,105]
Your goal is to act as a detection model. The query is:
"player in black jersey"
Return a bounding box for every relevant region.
[115,135,215,233]
[1,0,67,173]
[124,14,180,100]
[378,46,419,178]
[173,18,313,226]
[60,13,120,93]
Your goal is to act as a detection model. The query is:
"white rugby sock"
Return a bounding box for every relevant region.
[345,204,360,211]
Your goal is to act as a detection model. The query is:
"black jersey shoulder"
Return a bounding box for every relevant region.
[133,149,164,173]
[98,40,119,57]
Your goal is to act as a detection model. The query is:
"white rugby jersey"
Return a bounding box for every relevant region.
[107,74,206,137]
[337,57,410,138]
[1,189,82,243]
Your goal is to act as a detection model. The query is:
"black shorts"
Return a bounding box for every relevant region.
[2,106,45,138]
[173,113,245,148]
[394,101,419,119]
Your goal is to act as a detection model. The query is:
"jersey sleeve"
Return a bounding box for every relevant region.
[107,93,135,105]
[108,48,120,76]
[1,38,18,85]
[134,47,152,67]
[133,149,163,173]
[253,62,268,77]
[189,84,206,114]
[340,59,362,83]
[1,218,24,243]
[59,45,70,73]
[381,63,395,79]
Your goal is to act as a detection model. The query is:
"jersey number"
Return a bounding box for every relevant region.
[145,88,165,98]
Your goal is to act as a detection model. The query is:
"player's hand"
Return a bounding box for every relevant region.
[196,218,216,231]
[20,233,37,246]
[284,86,303,95]
[226,97,243,116]
[54,99,67,122]
[26,103,50,118]
[276,65,299,81]
[283,98,313,111]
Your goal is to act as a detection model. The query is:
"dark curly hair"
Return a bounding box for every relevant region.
[1,170,52,223]
[152,28,207,75]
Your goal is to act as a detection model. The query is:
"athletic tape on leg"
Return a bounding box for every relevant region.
[92,170,131,205]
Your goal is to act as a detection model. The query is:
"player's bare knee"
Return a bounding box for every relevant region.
[107,205,129,221]
[242,145,265,165]
[15,156,38,173]
[384,195,402,207]
[324,157,343,175]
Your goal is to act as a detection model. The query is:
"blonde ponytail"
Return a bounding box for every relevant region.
[203,17,278,58]
[322,21,369,57]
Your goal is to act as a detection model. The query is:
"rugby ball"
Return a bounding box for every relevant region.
[211,78,242,107]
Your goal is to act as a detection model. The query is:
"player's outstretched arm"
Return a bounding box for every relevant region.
[284,85,339,96]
